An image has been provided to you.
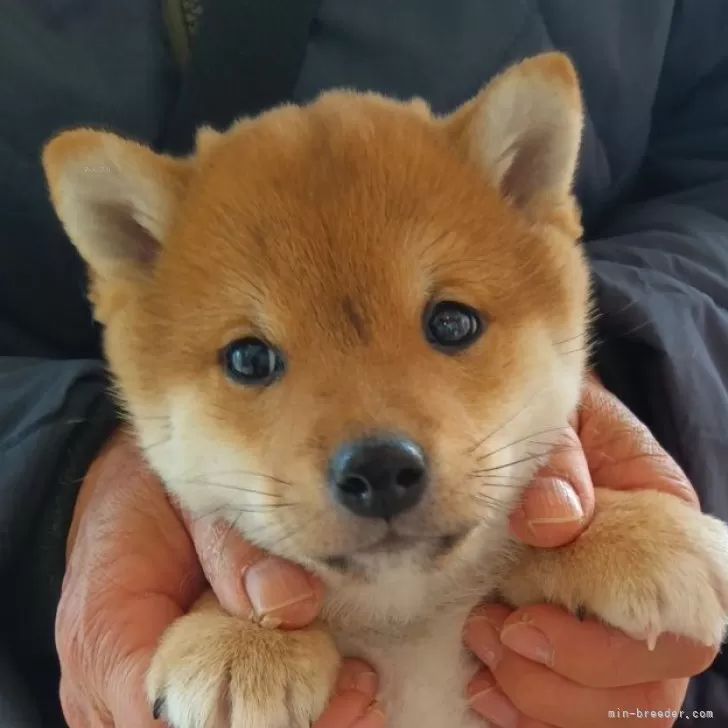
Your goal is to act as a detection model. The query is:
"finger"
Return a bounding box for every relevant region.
[466,604,717,688]
[499,604,718,688]
[467,669,521,728]
[578,381,699,508]
[187,513,323,627]
[510,426,594,547]
[467,670,554,728]
[351,703,386,728]
[314,659,381,728]
[60,678,110,728]
[464,604,513,669]
[315,696,382,728]
[102,593,182,727]
[465,607,691,728]
[486,653,687,728]
[334,659,379,700]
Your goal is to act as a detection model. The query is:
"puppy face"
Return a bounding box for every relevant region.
[43,53,589,582]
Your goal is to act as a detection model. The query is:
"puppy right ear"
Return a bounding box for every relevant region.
[42,129,191,282]
[441,53,583,232]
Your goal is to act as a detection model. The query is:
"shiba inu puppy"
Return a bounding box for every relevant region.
[43,53,728,728]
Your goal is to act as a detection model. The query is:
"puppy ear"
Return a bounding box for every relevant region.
[42,129,191,282]
[442,52,584,223]
[195,125,224,158]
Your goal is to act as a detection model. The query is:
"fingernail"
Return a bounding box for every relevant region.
[352,701,386,728]
[465,616,503,671]
[527,477,584,528]
[243,557,316,619]
[469,686,518,728]
[500,620,554,667]
[335,663,378,696]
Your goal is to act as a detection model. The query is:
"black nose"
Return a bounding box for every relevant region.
[329,436,428,519]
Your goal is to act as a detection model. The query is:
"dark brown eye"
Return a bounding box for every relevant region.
[222,337,285,386]
[425,301,483,352]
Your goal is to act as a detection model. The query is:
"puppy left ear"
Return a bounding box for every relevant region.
[442,52,584,224]
[42,129,191,283]
[195,125,224,158]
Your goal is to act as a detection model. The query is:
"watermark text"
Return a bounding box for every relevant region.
[608,708,714,720]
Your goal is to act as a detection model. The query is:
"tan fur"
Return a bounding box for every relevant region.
[502,489,728,647]
[146,592,339,728]
[43,52,728,728]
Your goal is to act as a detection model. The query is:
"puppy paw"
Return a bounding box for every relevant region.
[146,592,340,728]
[501,488,728,648]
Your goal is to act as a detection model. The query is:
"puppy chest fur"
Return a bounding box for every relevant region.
[319,534,509,728]
[332,607,482,728]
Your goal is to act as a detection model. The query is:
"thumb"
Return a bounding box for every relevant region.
[186,513,324,627]
[578,379,699,508]
[509,426,595,547]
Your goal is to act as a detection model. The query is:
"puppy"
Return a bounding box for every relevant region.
[43,53,728,728]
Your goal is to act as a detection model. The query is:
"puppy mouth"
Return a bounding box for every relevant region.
[323,529,468,570]
[361,532,424,554]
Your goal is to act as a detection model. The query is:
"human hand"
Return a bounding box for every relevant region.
[464,376,717,727]
[57,430,382,728]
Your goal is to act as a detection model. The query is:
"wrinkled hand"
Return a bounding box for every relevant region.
[57,430,381,728]
[464,376,717,728]
[58,378,714,728]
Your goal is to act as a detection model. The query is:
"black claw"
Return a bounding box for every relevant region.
[152,696,166,721]
[575,604,587,621]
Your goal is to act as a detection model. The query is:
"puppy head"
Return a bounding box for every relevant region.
[43,53,589,592]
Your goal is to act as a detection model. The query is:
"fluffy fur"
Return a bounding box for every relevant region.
[43,53,728,728]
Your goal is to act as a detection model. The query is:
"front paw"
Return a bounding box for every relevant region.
[146,593,340,728]
[501,488,728,648]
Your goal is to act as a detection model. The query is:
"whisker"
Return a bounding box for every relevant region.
[215,511,245,556]
[465,472,522,481]
[471,450,550,476]
[140,432,175,453]
[235,507,324,556]
[554,333,585,347]
[527,440,583,451]
[191,503,300,520]
[166,468,302,489]
[471,481,526,490]
[189,470,296,488]
[263,511,325,555]
[465,375,572,460]
[166,477,286,499]
[470,494,515,514]
[475,425,570,463]
[466,390,537,456]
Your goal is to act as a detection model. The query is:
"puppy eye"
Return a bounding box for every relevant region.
[425,301,483,351]
[221,337,285,385]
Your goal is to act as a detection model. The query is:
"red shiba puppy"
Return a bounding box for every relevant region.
[43,53,728,728]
